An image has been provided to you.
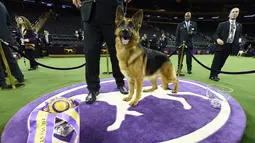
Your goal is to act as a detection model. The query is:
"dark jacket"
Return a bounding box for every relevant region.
[80,0,124,24]
[141,37,149,48]
[159,37,168,52]
[213,21,242,51]
[150,37,158,50]
[160,37,168,47]
[175,21,197,47]
[23,29,37,45]
[0,2,14,44]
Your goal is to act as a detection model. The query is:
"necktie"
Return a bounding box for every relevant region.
[186,21,190,32]
[227,21,236,43]
[230,22,235,40]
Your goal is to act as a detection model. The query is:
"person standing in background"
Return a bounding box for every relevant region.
[209,8,242,81]
[150,34,158,51]
[140,34,149,48]
[159,33,168,53]
[175,12,197,74]
[16,16,38,71]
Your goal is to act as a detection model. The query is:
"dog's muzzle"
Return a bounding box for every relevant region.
[120,29,132,45]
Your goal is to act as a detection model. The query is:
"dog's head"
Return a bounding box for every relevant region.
[115,6,143,46]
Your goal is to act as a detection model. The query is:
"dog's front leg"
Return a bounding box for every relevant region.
[123,79,135,102]
[129,77,143,106]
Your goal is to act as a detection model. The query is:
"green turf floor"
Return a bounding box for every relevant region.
[0,55,254,142]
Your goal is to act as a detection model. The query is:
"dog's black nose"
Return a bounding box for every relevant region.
[120,28,131,40]
[121,29,129,34]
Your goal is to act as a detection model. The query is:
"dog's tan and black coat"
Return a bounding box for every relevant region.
[115,6,178,106]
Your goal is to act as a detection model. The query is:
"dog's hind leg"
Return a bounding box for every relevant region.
[161,75,170,90]
[123,79,135,102]
[166,74,178,93]
[171,79,178,93]
[161,62,179,93]
[129,77,143,106]
[143,77,158,92]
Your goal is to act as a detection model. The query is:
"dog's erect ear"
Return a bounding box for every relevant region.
[115,6,125,25]
[132,9,143,29]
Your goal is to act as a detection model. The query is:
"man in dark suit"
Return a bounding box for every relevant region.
[140,34,149,48]
[159,33,168,53]
[150,34,158,51]
[73,0,130,104]
[0,2,24,89]
[175,12,197,74]
[209,8,242,81]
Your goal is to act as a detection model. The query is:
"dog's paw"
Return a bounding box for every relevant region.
[123,97,131,102]
[172,90,177,93]
[162,87,171,90]
[143,88,157,93]
[142,89,150,92]
[129,100,138,106]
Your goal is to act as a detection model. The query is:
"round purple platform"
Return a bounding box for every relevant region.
[1,78,246,143]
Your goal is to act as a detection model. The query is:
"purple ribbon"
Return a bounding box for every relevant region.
[27,98,81,143]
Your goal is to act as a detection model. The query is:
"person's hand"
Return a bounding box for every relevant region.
[216,38,224,45]
[73,0,82,8]
[128,0,131,2]
[188,31,192,36]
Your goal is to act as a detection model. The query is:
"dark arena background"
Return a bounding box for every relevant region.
[0,0,255,143]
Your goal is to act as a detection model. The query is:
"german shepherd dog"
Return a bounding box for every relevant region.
[115,6,178,106]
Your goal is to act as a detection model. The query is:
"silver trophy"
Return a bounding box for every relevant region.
[54,120,74,137]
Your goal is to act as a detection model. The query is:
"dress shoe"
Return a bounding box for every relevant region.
[85,91,99,104]
[209,76,220,81]
[0,83,8,89]
[17,78,24,83]
[188,71,192,74]
[117,85,128,94]
[28,68,36,71]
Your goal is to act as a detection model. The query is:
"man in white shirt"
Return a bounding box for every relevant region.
[209,7,242,81]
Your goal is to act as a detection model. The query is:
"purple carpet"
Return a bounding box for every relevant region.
[1,78,246,143]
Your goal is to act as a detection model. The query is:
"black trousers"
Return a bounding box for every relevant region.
[177,43,193,72]
[83,21,124,92]
[25,49,37,69]
[210,43,232,77]
[160,46,165,53]
[0,44,24,86]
